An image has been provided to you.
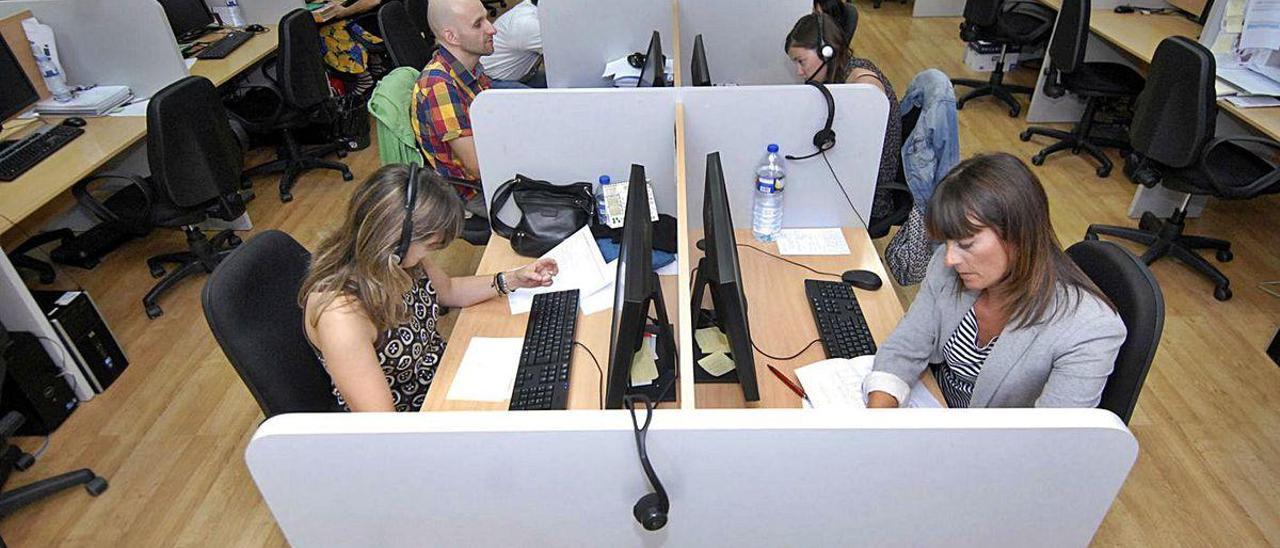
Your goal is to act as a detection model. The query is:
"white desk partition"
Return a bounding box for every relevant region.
[247,409,1138,547]
[0,0,187,100]
[471,88,680,227]
[226,0,302,26]
[677,0,809,86]
[539,0,675,88]
[681,85,888,231]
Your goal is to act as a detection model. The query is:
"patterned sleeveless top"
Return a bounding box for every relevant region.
[317,278,447,412]
[847,57,902,222]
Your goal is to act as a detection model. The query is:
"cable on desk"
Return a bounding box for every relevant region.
[736,243,841,279]
[751,338,821,361]
[574,341,605,410]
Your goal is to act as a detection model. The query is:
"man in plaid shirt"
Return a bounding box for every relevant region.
[412,0,496,214]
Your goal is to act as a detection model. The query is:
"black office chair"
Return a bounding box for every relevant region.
[404,0,432,39]
[1018,0,1145,177]
[951,0,1054,117]
[202,230,341,418]
[1085,37,1280,301]
[239,9,354,203]
[867,106,921,239]
[0,404,107,545]
[74,76,248,319]
[380,1,434,69]
[1066,239,1164,425]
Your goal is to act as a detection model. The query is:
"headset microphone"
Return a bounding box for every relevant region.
[789,14,838,162]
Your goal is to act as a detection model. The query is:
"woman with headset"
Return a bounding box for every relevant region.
[784,13,901,223]
[300,164,558,412]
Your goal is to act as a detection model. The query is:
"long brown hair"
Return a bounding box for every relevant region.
[926,153,1113,328]
[299,164,464,332]
[784,13,850,83]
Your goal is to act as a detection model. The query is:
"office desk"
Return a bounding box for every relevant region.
[423,241,682,411]
[692,227,944,408]
[189,26,279,87]
[1035,0,1280,141]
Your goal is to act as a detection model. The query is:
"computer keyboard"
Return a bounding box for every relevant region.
[195,31,253,59]
[508,289,579,410]
[805,279,877,359]
[0,125,84,182]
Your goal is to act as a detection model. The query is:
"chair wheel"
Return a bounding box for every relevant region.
[342,171,354,182]
[149,266,166,279]
[336,149,348,158]
[1008,107,1019,118]
[1031,154,1045,166]
[15,453,34,471]
[1216,249,1232,262]
[85,477,108,496]
[1084,231,1099,241]
[146,304,163,319]
[1019,129,1032,142]
[280,192,293,203]
[1096,166,1111,178]
[1214,286,1232,301]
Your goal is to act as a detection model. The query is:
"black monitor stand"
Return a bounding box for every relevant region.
[629,271,679,402]
[690,254,739,385]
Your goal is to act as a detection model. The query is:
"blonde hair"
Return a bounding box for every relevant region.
[300,164,464,332]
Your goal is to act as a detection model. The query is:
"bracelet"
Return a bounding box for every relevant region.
[491,272,505,296]
[497,271,509,295]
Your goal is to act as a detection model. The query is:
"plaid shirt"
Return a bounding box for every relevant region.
[411,48,492,198]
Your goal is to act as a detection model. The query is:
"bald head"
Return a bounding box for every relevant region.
[427,0,496,64]
[428,0,480,42]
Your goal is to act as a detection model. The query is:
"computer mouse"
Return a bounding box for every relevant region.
[245,24,266,32]
[1113,5,1135,12]
[62,117,87,128]
[842,269,882,291]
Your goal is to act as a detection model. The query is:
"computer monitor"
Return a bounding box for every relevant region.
[690,34,712,87]
[0,38,39,129]
[690,152,759,402]
[637,31,665,88]
[605,164,677,409]
[158,0,217,43]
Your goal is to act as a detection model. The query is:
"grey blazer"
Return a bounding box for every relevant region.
[867,246,1126,408]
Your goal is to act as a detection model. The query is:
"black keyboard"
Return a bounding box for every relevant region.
[0,125,84,182]
[195,31,253,59]
[805,279,877,359]
[508,289,580,410]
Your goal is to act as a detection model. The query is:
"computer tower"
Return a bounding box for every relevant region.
[1,332,79,435]
[31,290,128,393]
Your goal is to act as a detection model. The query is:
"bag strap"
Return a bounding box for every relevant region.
[488,175,528,239]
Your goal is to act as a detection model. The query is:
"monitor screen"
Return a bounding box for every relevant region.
[691,34,712,87]
[606,164,657,408]
[0,38,39,126]
[700,151,759,401]
[158,0,216,42]
[637,31,665,88]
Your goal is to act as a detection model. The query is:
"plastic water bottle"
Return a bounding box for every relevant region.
[225,0,246,27]
[33,46,71,103]
[752,143,786,243]
[594,175,611,224]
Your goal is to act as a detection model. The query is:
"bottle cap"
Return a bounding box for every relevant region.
[767,144,779,153]
[599,175,611,184]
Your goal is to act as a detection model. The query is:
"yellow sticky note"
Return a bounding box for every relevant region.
[697,352,736,377]
[630,347,659,387]
[695,327,730,354]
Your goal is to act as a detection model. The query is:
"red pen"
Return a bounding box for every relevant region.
[766,364,812,406]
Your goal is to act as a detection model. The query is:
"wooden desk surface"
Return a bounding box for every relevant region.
[692,228,944,409]
[0,116,147,234]
[1036,0,1280,142]
[189,25,279,87]
[423,241,682,411]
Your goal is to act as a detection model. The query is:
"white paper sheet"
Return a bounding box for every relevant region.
[108,99,149,117]
[580,260,618,316]
[1241,0,1280,50]
[776,228,852,256]
[656,258,680,276]
[1225,94,1280,107]
[445,337,524,402]
[185,58,198,69]
[507,226,612,315]
[795,356,942,409]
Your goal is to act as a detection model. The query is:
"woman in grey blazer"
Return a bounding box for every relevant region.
[864,153,1126,408]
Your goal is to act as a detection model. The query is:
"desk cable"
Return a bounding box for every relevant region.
[573,341,605,410]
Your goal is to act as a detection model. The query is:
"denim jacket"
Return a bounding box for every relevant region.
[899,69,960,205]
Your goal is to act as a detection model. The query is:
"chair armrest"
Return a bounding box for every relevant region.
[1200,136,1280,198]
[72,172,152,225]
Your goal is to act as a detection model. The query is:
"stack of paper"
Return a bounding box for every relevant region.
[508,226,613,315]
[695,327,736,377]
[794,356,941,409]
[36,86,132,116]
[446,337,524,402]
[776,228,852,256]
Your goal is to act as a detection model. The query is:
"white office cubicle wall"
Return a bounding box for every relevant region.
[681,85,888,231]
[0,0,187,100]
[676,0,809,86]
[247,409,1139,547]
[471,88,680,228]
[538,0,675,88]
[217,0,301,26]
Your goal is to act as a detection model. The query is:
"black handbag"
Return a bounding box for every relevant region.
[490,175,595,257]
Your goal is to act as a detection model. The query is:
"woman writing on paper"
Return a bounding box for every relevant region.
[300,165,558,412]
[864,153,1126,408]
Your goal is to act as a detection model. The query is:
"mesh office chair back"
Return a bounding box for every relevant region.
[146,76,245,213]
[380,1,434,69]
[202,230,341,418]
[1047,0,1090,75]
[278,9,333,110]
[404,0,433,42]
[1066,240,1165,424]
[1129,36,1217,169]
[962,0,1002,29]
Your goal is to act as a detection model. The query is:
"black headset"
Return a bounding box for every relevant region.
[787,14,837,162]
[392,163,419,265]
[625,394,669,531]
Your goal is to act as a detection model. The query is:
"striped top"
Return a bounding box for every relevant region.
[937,306,999,408]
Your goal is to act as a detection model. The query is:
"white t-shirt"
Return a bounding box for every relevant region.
[481,0,542,81]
